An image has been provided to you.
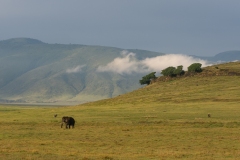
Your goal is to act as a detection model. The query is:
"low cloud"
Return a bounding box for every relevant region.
[141,54,210,71]
[97,51,211,74]
[66,65,86,73]
[97,51,142,74]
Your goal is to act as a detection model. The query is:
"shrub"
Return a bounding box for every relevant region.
[174,65,185,76]
[161,66,176,77]
[139,72,156,85]
[188,63,202,72]
[161,65,185,77]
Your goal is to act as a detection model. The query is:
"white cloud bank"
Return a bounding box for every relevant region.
[97,51,141,74]
[97,51,211,74]
[66,65,86,73]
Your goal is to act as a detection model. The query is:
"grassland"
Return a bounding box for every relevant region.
[0,62,240,160]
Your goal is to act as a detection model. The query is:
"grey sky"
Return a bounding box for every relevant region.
[1,0,240,56]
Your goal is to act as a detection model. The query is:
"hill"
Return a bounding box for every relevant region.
[81,61,240,107]
[0,38,239,105]
[0,38,163,105]
[70,61,240,159]
[191,50,240,62]
[212,50,240,62]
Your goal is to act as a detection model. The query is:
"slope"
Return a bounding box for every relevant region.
[81,61,240,107]
[0,38,164,104]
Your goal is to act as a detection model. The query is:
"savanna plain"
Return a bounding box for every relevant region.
[1,62,240,160]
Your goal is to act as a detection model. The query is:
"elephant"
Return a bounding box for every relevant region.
[61,116,75,129]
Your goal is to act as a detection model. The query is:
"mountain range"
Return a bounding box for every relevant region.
[0,38,239,105]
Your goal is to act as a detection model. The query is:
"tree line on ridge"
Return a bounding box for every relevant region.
[139,63,202,85]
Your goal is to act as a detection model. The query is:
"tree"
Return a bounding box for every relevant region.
[139,72,156,85]
[188,63,202,72]
[161,66,176,77]
[174,65,185,76]
[161,65,185,77]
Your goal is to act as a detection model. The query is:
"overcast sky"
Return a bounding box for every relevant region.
[1,0,240,56]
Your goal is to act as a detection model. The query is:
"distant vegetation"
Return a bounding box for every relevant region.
[161,65,185,77]
[187,63,202,72]
[141,63,202,85]
[139,72,156,85]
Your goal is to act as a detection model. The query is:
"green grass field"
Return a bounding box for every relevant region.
[0,62,240,160]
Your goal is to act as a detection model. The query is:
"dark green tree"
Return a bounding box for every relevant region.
[188,63,202,72]
[161,66,176,77]
[139,72,156,85]
[174,65,185,76]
